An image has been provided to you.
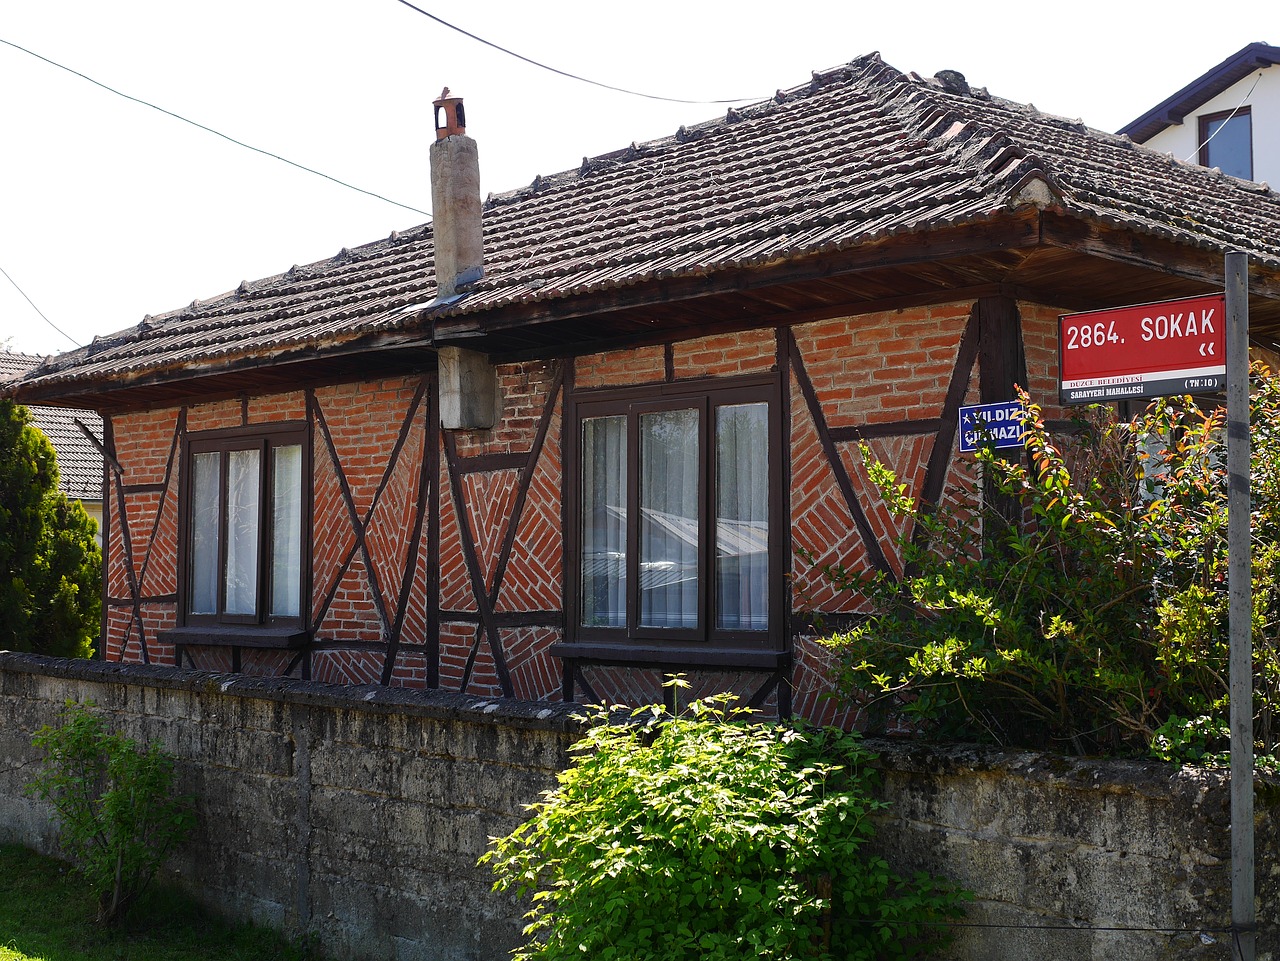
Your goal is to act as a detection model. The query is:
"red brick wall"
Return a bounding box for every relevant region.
[789,303,974,611]
[670,329,776,379]
[1020,302,1072,421]
[440,361,563,700]
[575,345,665,389]
[98,299,1067,722]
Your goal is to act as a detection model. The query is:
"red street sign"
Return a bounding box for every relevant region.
[1059,294,1226,404]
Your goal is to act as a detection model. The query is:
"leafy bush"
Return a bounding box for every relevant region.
[819,370,1280,763]
[0,398,100,658]
[481,690,967,961]
[26,701,195,924]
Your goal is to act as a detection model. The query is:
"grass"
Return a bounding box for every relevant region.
[0,845,316,961]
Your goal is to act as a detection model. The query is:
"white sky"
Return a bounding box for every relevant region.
[0,0,1273,356]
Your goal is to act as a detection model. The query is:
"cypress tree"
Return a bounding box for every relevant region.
[0,399,99,657]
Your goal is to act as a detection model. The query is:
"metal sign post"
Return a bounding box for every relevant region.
[1225,251,1255,961]
[1058,271,1255,956]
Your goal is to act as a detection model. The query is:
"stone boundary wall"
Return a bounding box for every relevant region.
[0,652,578,961]
[866,743,1278,961]
[1,653,1275,961]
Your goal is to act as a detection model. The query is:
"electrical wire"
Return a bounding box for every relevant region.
[0,262,80,349]
[1184,72,1262,166]
[0,37,431,219]
[390,0,761,105]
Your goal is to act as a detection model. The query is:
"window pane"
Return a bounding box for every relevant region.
[271,444,303,618]
[639,408,699,629]
[224,448,260,616]
[1205,113,1252,180]
[581,416,627,627]
[189,451,221,615]
[716,403,769,631]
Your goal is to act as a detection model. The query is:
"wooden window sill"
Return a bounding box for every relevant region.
[550,642,788,670]
[158,626,311,650]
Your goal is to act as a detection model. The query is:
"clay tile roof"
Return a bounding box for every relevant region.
[11,53,1280,401]
[0,352,103,501]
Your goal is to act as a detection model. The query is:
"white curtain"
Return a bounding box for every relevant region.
[189,451,221,615]
[271,444,303,618]
[639,408,699,629]
[715,403,768,631]
[224,448,260,616]
[580,416,627,627]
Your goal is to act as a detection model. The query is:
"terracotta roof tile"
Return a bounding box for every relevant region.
[0,352,103,500]
[12,53,1280,397]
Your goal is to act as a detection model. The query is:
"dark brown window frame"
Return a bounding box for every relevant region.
[1198,106,1253,180]
[563,372,786,659]
[175,422,312,631]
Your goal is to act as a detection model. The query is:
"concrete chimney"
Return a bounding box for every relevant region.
[430,88,483,298]
[430,87,496,430]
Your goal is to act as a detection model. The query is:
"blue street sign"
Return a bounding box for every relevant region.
[958,400,1026,453]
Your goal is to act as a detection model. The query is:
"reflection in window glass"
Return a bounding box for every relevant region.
[224,448,261,616]
[581,417,627,627]
[271,445,303,618]
[639,408,699,629]
[716,403,769,631]
[189,452,221,615]
[1202,111,1252,180]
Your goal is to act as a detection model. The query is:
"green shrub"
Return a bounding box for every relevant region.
[481,690,967,961]
[26,701,195,925]
[818,370,1280,762]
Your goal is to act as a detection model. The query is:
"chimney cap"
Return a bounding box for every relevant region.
[434,87,466,140]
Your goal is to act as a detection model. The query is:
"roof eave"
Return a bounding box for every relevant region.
[1118,42,1280,143]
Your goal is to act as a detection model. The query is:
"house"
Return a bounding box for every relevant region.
[8,54,1280,723]
[1119,42,1280,184]
[0,351,104,541]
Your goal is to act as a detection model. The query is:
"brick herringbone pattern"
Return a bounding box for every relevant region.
[496,404,563,614]
[313,648,383,686]
[506,627,562,701]
[461,469,520,594]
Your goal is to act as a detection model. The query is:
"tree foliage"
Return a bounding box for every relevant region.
[0,398,100,657]
[819,369,1280,763]
[482,690,967,961]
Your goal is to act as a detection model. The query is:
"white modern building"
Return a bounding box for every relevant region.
[1119,43,1280,186]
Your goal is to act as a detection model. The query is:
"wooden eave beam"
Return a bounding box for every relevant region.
[1039,212,1280,303]
[493,283,1038,364]
[440,212,1045,337]
[12,338,441,413]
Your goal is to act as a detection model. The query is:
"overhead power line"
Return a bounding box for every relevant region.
[391,0,761,105]
[0,262,80,349]
[0,37,431,219]
[1184,71,1262,165]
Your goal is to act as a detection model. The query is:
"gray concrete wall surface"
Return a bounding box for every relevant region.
[0,652,578,961]
[864,740,1279,960]
[1,652,1276,961]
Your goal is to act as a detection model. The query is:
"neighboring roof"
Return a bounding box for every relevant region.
[12,52,1280,409]
[1118,42,1280,143]
[0,352,103,501]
